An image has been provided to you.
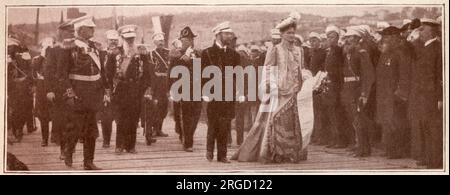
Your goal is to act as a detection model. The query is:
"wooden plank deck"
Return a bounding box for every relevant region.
[6,116,423,173]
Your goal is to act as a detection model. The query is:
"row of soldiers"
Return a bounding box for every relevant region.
[293,18,442,169]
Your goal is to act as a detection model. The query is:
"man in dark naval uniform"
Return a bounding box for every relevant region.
[146,31,170,139]
[59,16,108,170]
[321,25,346,148]
[307,32,328,146]
[169,26,203,152]
[340,28,375,157]
[409,18,443,169]
[202,21,240,163]
[32,37,55,147]
[375,26,411,159]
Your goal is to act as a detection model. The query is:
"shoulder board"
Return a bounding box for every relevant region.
[359,49,368,53]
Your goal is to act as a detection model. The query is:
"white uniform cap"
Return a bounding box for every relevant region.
[403,19,412,26]
[344,27,362,37]
[420,18,440,25]
[376,21,390,29]
[309,32,321,40]
[152,32,165,41]
[212,21,233,35]
[359,25,372,35]
[118,25,138,38]
[325,25,340,36]
[8,37,20,46]
[271,28,281,39]
[106,30,120,40]
[71,15,96,31]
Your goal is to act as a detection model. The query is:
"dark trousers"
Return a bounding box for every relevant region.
[321,102,341,145]
[312,94,329,144]
[321,85,346,146]
[411,110,443,168]
[207,115,232,160]
[150,95,169,134]
[65,108,98,164]
[36,80,51,143]
[116,107,139,151]
[341,82,372,155]
[380,99,410,158]
[173,102,182,137]
[143,95,168,139]
[100,103,115,145]
[180,101,202,148]
[64,80,102,164]
[51,103,66,152]
[10,82,34,139]
[39,117,50,142]
[143,99,155,142]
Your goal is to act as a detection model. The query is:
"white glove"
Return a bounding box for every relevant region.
[46,92,56,101]
[21,52,31,60]
[202,96,211,102]
[238,95,246,103]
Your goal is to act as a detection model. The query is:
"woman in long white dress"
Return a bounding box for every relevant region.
[231,13,325,163]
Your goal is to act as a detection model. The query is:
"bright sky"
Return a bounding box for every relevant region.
[7,5,408,24]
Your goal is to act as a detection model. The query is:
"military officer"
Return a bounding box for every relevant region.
[375,26,411,159]
[44,21,76,160]
[341,28,376,157]
[100,29,121,148]
[409,18,443,168]
[112,25,152,154]
[143,32,170,139]
[202,21,240,163]
[321,25,347,148]
[32,37,55,146]
[60,16,108,170]
[307,32,328,146]
[169,26,203,152]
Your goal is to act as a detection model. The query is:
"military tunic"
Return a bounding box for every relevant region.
[340,46,375,156]
[59,38,108,164]
[376,48,411,158]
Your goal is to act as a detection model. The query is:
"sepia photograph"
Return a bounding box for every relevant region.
[0,0,447,175]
